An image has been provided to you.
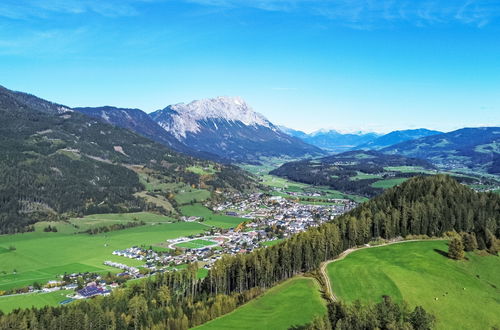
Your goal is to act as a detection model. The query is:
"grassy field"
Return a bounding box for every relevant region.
[180,204,246,229]
[260,239,284,247]
[327,240,500,330]
[175,189,211,205]
[371,177,408,188]
[175,239,217,249]
[195,277,327,330]
[0,290,73,313]
[0,221,208,291]
[32,212,177,234]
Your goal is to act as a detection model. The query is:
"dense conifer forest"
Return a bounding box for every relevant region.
[0,175,497,329]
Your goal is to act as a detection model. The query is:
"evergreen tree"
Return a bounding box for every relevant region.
[448,237,465,260]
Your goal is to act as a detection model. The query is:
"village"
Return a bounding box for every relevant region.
[102,192,357,278]
[5,192,357,303]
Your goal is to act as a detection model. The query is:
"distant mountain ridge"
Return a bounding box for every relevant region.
[280,127,380,152]
[381,127,500,174]
[357,128,442,150]
[150,97,324,163]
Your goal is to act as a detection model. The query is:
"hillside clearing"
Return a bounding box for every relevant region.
[326,240,500,330]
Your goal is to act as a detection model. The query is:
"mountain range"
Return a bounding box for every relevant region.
[280,127,380,152]
[75,97,323,164]
[280,127,442,152]
[149,97,323,163]
[381,127,500,174]
[357,128,442,150]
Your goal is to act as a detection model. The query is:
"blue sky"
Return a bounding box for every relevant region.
[1,0,499,133]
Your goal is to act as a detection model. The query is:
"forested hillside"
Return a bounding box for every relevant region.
[1,175,497,329]
[0,86,256,234]
[270,150,437,197]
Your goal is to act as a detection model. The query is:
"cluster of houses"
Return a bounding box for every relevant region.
[104,260,139,275]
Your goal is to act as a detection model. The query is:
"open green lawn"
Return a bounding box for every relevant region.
[175,189,211,205]
[0,290,74,313]
[260,239,284,247]
[180,204,246,229]
[175,239,217,249]
[327,240,500,330]
[371,177,408,188]
[195,277,327,330]
[0,221,207,291]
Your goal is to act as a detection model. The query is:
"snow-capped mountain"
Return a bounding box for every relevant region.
[74,106,224,161]
[150,97,324,162]
[280,126,380,153]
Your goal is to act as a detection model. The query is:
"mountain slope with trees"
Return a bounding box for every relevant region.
[270,150,437,197]
[74,106,224,162]
[0,86,256,234]
[381,127,500,174]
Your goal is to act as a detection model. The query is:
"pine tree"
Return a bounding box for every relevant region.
[448,237,465,260]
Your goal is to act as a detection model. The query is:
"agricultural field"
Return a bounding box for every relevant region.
[0,221,208,292]
[0,290,73,313]
[371,177,408,188]
[180,204,246,229]
[195,277,327,330]
[32,212,176,234]
[264,174,368,203]
[327,240,500,330]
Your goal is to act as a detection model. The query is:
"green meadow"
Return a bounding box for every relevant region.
[0,218,208,292]
[34,212,177,234]
[195,277,327,330]
[371,177,408,188]
[327,240,500,330]
[260,239,284,247]
[174,189,211,205]
[180,204,246,229]
[0,290,73,313]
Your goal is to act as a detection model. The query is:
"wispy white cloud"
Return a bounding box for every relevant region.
[185,0,500,28]
[0,0,153,20]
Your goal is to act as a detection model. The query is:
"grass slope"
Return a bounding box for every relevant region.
[327,240,500,330]
[195,277,327,330]
[180,204,246,229]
